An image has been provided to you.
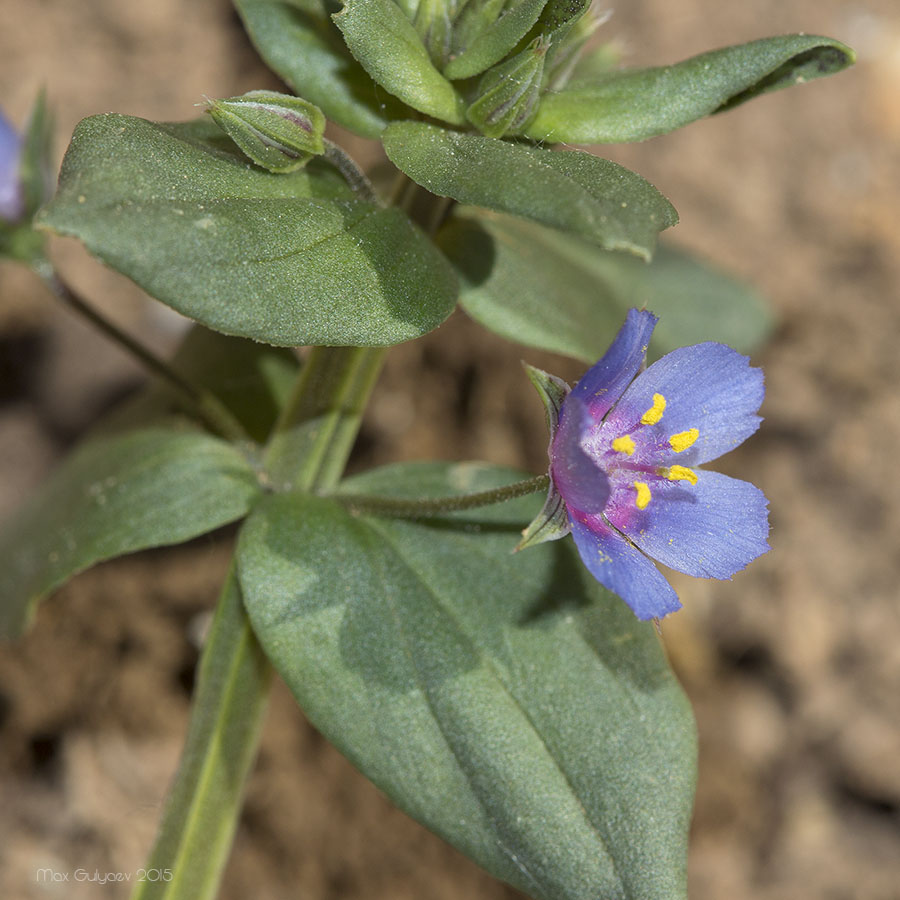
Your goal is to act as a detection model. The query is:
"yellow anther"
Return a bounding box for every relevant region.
[664,465,698,485]
[640,393,666,425]
[612,435,636,455]
[668,428,699,453]
[633,481,651,509]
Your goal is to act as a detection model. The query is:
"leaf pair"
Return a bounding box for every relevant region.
[38,115,682,350]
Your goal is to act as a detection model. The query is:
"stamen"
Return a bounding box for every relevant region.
[669,428,699,453]
[612,435,635,455]
[640,393,666,425]
[633,481,651,509]
[663,465,698,485]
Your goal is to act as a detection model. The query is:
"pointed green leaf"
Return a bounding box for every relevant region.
[0,428,262,638]
[439,209,772,360]
[527,34,855,144]
[234,0,407,138]
[38,115,457,347]
[237,462,696,900]
[333,0,465,123]
[383,121,676,259]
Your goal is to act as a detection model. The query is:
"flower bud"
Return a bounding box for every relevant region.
[414,0,455,69]
[0,110,25,223]
[206,90,326,173]
[448,0,505,64]
[543,7,606,91]
[466,38,547,138]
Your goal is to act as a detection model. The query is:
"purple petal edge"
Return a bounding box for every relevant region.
[570,515,682,620]
[568,308,657,423]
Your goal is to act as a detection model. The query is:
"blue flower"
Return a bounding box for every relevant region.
[544,308,770,620]
[0,109,24,223]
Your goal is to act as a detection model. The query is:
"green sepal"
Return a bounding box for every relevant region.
[413,0,454,68]
[517,363,572,550]
[466,38,547,137]
[516,483,570,550]
[526,33,855,144]
[383,121,677,259]
[444,0,549,80]
[233,0,408,139]
[20,88,54,217]
[333,0,465,123]
[523,362,569,443]
[541,2,600,91]
[206,90,326,173]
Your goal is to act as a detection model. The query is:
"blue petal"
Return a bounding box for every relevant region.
[569,308,657,422]
[611,470,770,579]
[602,342,763,465]
[550,396,609,513]
[0,109,23,222]
[569,514,682,620]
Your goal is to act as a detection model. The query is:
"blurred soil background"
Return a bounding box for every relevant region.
[1,0,899,898]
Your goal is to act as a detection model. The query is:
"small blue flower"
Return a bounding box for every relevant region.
[544,308,770,620]
[0,109,25,223]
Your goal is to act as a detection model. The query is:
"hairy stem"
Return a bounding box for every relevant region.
[322,139,380,205]
[336,474,549,518]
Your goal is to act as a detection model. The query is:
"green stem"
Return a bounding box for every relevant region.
[336,474,549,518]
[264,345,385,491]
[131,565,270,900]
[36,263,249,443]
[132,345,385,900]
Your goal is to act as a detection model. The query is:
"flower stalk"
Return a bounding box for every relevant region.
[335,474,549,518]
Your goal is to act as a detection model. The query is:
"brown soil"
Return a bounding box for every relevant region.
[1,1,899,898]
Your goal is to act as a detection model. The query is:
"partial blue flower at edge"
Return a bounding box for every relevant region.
[0,109,24,223]
[546,308,770,621]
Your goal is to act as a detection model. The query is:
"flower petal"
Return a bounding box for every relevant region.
[600,342,763,466]
[568,307,658,422]
[0,110,23,222]
[609,469,770,579]
[570,514,682,620]
[551,395,610,514]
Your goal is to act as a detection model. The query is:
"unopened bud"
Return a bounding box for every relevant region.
[414,0,455,69]
[466,38,547,138]
[448,0,506,67]
[206,90,326,173]
[544,7,606,91]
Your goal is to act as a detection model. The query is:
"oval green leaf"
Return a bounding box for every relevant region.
[527,34,855,144]
[237,462,696,900]
[38,115,458,347]
[333,0,465,123]
[439,209,772,360]
[234,0,408,138]
[0,428,262,638]
[382,121,677,259]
